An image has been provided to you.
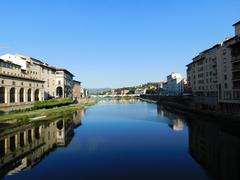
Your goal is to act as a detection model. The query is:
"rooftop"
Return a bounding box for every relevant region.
[57,68,74,77]
[0,59,21,67]
[233,21,240,26]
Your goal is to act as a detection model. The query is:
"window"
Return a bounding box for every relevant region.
[224,66,227,72]
[224,75,227,80]
[223,58,227,64]
[225,83,228,89]
[223,49,226,55]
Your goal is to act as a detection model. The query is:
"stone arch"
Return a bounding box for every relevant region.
[10,88,16,103]
[34,89,40,101]
[20,132,25,147]
[19,88,24,103]
[0,139,6,156]
[0,87,5,104]
[35,127,40,139]
[27,89,32,102]
[56,86,63,98]
[28,129,32,144]
[57,120,64,130]
[10,136,16,152]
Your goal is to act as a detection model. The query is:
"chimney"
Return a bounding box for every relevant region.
[233,21,240,36]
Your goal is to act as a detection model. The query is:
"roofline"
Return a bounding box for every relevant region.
[73,80,81,84]
[233,21,240,26]
[223,36,237,44]
[40,63,57,70]
[56,68,74,77]
[200,44,221,54]
[0,59,22,67]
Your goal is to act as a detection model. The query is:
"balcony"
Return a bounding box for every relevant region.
[232,77,240,81]
[232,66,240,72]
[232,56,240,63]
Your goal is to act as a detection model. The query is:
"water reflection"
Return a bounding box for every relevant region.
[188,118,240,180]
[158,104,240,180]
[1,101,240,180]
[98,98,139,104]
[157,105,185,131]
[0,109,85,178]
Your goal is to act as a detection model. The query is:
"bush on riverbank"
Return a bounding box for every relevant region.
[34,98,74,109]
[0,99,96,122]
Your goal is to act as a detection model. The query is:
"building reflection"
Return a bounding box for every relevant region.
[189,119,240,180]
[0,109,85,178]
[157,105,185,131]
[99,98,139,104]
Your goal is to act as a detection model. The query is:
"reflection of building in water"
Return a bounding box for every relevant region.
[0,110,85,178]
[56,119,74,146]
[73,109,85,128]
[189,119,240,180]
[99,98,140,104]
[157,105,185,131]
[169,119,185,131]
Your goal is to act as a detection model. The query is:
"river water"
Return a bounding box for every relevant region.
[0,99,239,179]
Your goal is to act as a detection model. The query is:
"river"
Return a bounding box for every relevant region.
[0,99,239,180]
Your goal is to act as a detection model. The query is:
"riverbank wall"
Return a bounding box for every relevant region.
[0,98,95,113]
[140,95,240,121]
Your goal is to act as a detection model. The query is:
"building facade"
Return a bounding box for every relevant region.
[187,21,240,111]
[55,69,74,98]
[0,54,77,108]
[72,80,82,100]
[163,73,185,96]
[0,59,44,107]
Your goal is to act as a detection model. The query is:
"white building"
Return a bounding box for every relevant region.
[163,73,185,96]
[135,88,147,95]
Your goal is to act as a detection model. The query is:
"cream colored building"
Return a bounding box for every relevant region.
[187,21,240,111]
[55,69,74,98]
[0,54,76,104]
[0,59,44,107]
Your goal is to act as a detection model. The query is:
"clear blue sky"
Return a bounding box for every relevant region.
[1,0,240,88]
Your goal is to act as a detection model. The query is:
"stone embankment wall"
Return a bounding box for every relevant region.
[140,95,240,120]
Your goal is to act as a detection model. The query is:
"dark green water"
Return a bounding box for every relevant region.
[0,100,239,179]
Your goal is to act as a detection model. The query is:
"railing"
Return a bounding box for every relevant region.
[222,90,240,100]
[232,56,240,63]
[232,66,240,72]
